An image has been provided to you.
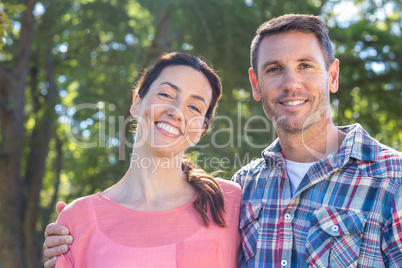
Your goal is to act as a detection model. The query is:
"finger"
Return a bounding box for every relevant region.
[56,201,67,214]
[45,223,69,238]
[44,257,57,268]
[44,244,70,259]
[44,234,73,248]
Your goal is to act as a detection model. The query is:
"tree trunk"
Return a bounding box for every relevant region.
[119,3,174,160]
[0,0,36,267]
[0,67,25,268]
[23,39,59,268]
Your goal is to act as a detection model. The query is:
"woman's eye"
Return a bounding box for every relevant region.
[159,92,173,99]
[190,105,201,113]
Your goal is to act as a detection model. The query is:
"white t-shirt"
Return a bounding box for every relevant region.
[285,159,317,196]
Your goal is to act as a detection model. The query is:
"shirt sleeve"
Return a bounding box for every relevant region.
[231,169,244,188]
[382,182,402,266]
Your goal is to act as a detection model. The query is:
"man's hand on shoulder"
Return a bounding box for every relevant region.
[43,202,72,268]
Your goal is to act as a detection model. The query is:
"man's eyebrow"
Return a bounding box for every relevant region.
[260,57,317,71]
[260,60,280,72]
[160,82,207,105]
[297,58,316,63]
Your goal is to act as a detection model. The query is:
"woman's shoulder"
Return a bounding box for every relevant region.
[56,194,99,224]
[215,178,241,230]
[62,194,98,211]
[216,178,241,191]
[215,178,242,200]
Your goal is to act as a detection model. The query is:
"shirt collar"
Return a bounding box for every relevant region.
[261,124,381,167]
[261,138,284,167]
[338,123,381,162]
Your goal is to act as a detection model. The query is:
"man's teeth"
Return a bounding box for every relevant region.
[282,100,306,106]
[156,122,180,135]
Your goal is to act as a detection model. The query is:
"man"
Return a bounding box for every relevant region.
[44,14,402,267]
[233,14,402,267]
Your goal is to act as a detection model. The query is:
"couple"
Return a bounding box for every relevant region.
[44,14,402,267]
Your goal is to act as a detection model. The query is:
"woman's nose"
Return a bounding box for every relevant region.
[166,103,183,121]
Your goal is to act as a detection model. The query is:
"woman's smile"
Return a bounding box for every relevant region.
[155,122,182,137]
[132,65,212,155]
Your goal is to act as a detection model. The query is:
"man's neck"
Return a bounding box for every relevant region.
[277,121,346,163]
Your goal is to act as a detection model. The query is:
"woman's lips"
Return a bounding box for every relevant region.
[155,122,181,136]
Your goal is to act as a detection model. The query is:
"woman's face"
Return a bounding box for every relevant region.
[132,65,212,157]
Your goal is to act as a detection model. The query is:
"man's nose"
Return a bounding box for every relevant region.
[281,69,301,92]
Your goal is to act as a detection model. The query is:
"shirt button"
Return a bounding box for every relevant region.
[284,213,292,222]
[281,260,287,266]
[332,225,339,232]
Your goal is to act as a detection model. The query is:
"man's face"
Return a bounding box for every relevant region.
[249,31,339,135]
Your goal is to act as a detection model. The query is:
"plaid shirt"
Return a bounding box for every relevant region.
[233,124,402,267]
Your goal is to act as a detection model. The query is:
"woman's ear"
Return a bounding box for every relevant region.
[194,124,207,144]
[130,94,140,117]
[193,133,202,144]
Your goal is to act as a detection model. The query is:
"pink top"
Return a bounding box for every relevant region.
[55,179,241,267]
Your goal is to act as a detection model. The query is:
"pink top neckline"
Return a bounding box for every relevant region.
[96,192,198,215]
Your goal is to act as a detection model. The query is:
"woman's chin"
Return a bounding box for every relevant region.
[151,146,185,158]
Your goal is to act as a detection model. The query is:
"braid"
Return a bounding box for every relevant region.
[182,159,226,227]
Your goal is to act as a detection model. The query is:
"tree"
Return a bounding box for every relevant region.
[0,0,37,265]
[0,1,26,49]
[0,0,400,267]
[0,0,183,266]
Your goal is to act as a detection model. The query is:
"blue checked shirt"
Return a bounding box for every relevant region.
[233,124,402,267]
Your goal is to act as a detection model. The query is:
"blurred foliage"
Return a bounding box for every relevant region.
[4,0,402,210]
[0,0,401,265]
[0,1,26,50]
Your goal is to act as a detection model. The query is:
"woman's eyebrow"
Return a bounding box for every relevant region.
[160,81,207,105]
[160,81,179,91]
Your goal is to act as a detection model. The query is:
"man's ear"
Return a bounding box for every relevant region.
[329,59,339,94]
[249,67,261,101]
[130,94,140,117]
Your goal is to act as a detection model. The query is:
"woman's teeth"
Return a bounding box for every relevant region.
[156,122,180,135]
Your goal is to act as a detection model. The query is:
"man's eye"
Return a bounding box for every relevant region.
[300,64,312,69]
[267,67,281,73]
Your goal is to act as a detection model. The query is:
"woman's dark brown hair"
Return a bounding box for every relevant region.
[133,52,225,227]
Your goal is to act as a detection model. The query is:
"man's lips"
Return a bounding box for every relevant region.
[155,122,181,136]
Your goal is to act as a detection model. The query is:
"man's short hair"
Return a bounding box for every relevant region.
[250,14,335,75]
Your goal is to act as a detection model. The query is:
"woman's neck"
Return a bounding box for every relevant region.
[102,150,196,211]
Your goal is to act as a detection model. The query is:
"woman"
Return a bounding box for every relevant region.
[44,52,241,267]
